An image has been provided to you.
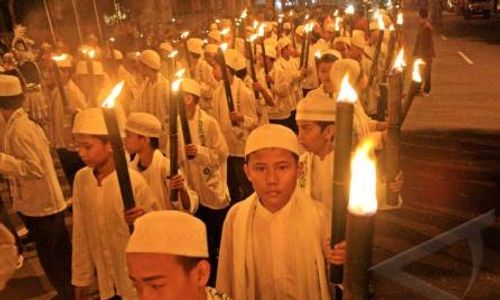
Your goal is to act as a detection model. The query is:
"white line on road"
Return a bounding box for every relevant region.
[440,34,448,41]
[457,51,474,65]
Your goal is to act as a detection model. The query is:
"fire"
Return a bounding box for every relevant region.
[172,77,184,92]
[174,68,186,78]
[389,24,395,32]
[101,81,125,108]
[333,9,339,17]
[314,50,322,59]
[397,12,404,25]
[348,138,378,216]
[240,9,248,19]
[81,48,96,59]
[220,28,231,36]
[168,50,178,59]
[249,34,258,43]
[412,59,425,83]
[109,37,115,42]
[253,20,259,30]
[258,24,266,37]
[52,53,68,61]
[305,14,310,21]
[335,17,341,31]
[377,15,385,31]
[181,31,190,39]
[392,48,406,72]
[337,74,358,103]
[345,4,355,15]
[220,43,228,52]
[305,22,314,33]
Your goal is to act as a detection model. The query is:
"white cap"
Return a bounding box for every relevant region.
[181,77,201,97]
[224,49,246,71]
[139,49,161,70]
[208,30,222,42]
[333,36,351,46]
[204,43,219,54]
[296,96,336,122]
[351,35,366,49]
[72,108,108,135]
[352,29,366,38]
[76,61,104,75]
[0,224,17,291]
[210,23,218,30]
[159,42,173,52]
[55,57,72,68]
[126,112,161,138]
[264,44,277,59]
[126,211,208,258]
[245,124,299,156]
[330,58,361,90]
[187,38,203,55]
[295,25,305,37]
[278,37,292,51]
[0,75,22,96]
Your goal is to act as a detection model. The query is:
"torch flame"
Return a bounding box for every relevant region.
[258,24,266,37]
[305,14,310,21]
[412,59,425,83]
[109,37,115,42]
[101,81,125,108]
[175,68,186,78]
[315,50,321,59]
[220,28,231,36]
[334,9,339,17]
[348,138,378,216]
[397,13,404,25]
[88,50,96,59]
[181,31,190,39]
[345,4,355,15]
[52,53,68,61]
[335,17,341,31]
[289,10,294,17]
[389,24,395,32]
[337,74,358,104]
[249,34,258,43]
[172,77,184,92]
[168,50,179,59]
[305,22,314,33]
[240,9,248,19]
[253,20,259,30]
[392,48,405,72]
[220,43,228,52]
[377,15,385,31]
[215,19,220,24]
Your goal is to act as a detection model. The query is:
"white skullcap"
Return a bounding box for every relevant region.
[181,77,201,97]
[55,57,72,69]
[0,75,22,96]
[295,25,305,37]
[126,112,161,138]
[278,37,292,50]
[245,124,299,156]
[107,49,123,60]
[210,23,218,30]
[224,49,246,71]
[296,96,336,122]
[283,22,291,29]
[204,43,218,54]
[322,49,342,61]
[159,42,173,52]
[264,44,277,59]
[208,30,222,42]
[0,224,17,291]
[333,36,351,46]
[187,38,203,55]
[325,23,336,33]
[139,49,161,70]
[76,61,104,75]
[351,35,366,49]
[127,211,208,257]
[72,108,108,135]
[330,58,361,91]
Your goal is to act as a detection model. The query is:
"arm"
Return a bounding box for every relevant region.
[0,129,45,178]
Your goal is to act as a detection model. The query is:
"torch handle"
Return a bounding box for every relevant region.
[245,40,259,100]
[217,48,237,126]
[376,83,388,121]
[368,31,385,87]
[383,31,397,81]
[299,38,306,69]
[178,99,195,160]
[260,41,271,89]
[169,90,179,203]
[304,34,311,70]
[53,63,69,108]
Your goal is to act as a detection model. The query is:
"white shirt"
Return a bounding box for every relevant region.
[71,167,160,300]
[311,151,334,225]
[137,72,170,131]
[0,108,67,217]
[191,58,218,112]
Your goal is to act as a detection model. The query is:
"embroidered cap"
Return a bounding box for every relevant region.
[139,49,161,70]
[296,96,336,122]
[126,112,161,138]
[181,78,201,97]
[245,124,299,156]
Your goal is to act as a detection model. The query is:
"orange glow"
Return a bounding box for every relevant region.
[101,81,125,108]
[168,50,178,59]
[174,68,186,78]
[377,15,385,31]
[220,43,228,52]
[52,53,68,61]
[412,59,425,83]
[181,31,190,39]
[337,74,358,104]
[392,48,405,72]
[397,13,404,25]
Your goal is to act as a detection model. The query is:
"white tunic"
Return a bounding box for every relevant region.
[191,58,218,113]
[137,72,170,132]
[71,167,160,300]
[0,108,67,217]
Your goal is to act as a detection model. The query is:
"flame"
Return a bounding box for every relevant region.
[181,31,190,39]
[172,77,184,92]
[315,50,321,59]
[335,17,341,31]
[109,37,115,42]
[215,19,220,24]
[52,53,68,61]
[348,138,378,216]
[240,9,248,19]
[289,10,294,17]
[175,68,186,78]
[135,51,141,58]
[392,48,405,72]
[305,22,314,33]
[253,20,259,29]
[389,24,395,32]
[220,28,231,36]
[258,24,266,37]
[172,18,176,23]
[305,14,310,20]
[334,9,339,17]
[202,39,208,44]
[101,81,125,108]
[168,50,178,59]
[337,74,358,103]
[377,15,385,31]
[397,12,404,25]
[412,59,425,83]
[278,17,283,23]
[249,34,258,43]
[81,48,96,59]
[220,43,228,52]
[345,4,355,15]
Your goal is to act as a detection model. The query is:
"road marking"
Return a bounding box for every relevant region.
[440,34,448,41]
[458,51,474,65]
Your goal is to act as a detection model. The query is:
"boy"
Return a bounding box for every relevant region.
[71,108,160,300]
[125,112,198,213]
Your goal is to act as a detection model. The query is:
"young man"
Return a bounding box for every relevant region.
[216,124,345,300]
[0,75,73,299]
[180,78,230,284]
[306,50,341,99]
[50,55,87,186]
[127,211,231,300]
[212,49,257,203]
[71,108,160,300]
[125,112,198,212]
[413,7,435,94]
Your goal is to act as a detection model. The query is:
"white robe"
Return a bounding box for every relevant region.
[71,167,160,300]
[191,58,218,114]
[216,189,330,300]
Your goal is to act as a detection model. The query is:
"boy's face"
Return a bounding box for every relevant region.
[244,148,298,212]
[318,62,334,91]
[127,253,209,300]
[297,120,335,155]
[74,134,112,168]
[125,131,147,155]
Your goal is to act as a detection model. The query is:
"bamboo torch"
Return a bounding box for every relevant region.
[71,0,83,45]
[386,49,405,206]
[377,24,396,120]
[303,22,313,70]
[176,70,196,161]
[330,74,357,284]
[343,139,378,299]
[289,10,297,49]
[82,49,97,106]
[42,0,57,45]
[299,15,310,68]
[169,75,183,204]
[314,50,321,83]
[396,12,404,48]
[401,59,424,125]
[258,24,271,89]
[217,43,237,126]
[367,15,385,87]
[51,54,69,109]
[245,34,259,99]
[101,82,136,213]
[181,31,192,77]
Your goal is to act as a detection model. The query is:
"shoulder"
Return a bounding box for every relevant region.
[73,167,93,188]
[225,193,255,223]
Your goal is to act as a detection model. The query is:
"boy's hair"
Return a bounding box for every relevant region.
[245,149,299,164]
[419,8,429,19]
[0,94,25,110]
[149,137,159,149]
[235,68,248,80]
[176,256,206,275]
[318,54,338,66]
[317,121,335,131]
[91,134,110,144]
[190,52,201,60]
